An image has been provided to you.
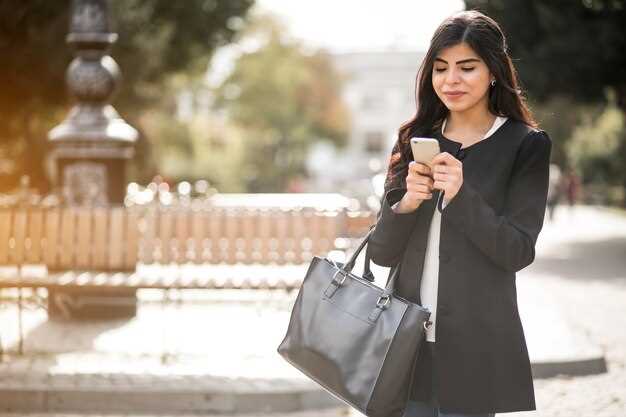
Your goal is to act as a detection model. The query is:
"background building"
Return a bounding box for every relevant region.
[306,50,424,203]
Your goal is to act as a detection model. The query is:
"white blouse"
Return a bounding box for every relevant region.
[420,116,508,342]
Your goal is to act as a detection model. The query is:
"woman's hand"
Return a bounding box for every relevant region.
[431,152,463,204]
[393,161,434,213]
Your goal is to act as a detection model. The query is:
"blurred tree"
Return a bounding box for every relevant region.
[137,102,253,192]
[465,0,625,105]
[213,15,350,192]
[566,91,625,204]
[529,96,594,167]
[0,0,254,191]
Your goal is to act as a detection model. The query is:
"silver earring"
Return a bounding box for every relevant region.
[490,79,496,87]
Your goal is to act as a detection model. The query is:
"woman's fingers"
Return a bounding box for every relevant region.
[433,181,446,190]
[407,181,432,194]
[404,161,436,202]
[408,162,433,183]
[433,164,461,175]
[409,161,432,176]
[406,176,433,201]
[431,151,461,167]
[404,189,433,202]
[433,172,452,182]
[407,175,433,188]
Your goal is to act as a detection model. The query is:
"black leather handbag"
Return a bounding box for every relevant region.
[277,225,432,417]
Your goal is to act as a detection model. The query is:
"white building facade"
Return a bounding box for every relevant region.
[305,51,425,202]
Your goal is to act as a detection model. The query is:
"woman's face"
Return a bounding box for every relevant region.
[431,42,493,114]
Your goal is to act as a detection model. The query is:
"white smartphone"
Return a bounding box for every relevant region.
[410,137,440,167]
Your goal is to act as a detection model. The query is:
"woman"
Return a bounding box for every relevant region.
[368,10,551,416]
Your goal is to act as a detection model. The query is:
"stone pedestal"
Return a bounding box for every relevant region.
[47,0,138,320]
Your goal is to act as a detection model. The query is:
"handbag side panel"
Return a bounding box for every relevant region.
[367,303,431,417]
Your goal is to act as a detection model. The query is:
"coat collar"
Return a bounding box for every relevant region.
[433,129,463,158]
[433,116,512,157]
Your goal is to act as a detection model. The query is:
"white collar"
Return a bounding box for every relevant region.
[441,116,508,140]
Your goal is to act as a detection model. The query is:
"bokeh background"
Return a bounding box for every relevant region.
[2,0,624,207]
[1,1,625,416]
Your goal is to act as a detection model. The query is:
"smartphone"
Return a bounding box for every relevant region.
[410,137,440,168]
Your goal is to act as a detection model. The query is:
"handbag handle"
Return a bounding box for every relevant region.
[364,239,401,296]
[324,223,402,323]
[339,224,400,294]
[341,224,375,272]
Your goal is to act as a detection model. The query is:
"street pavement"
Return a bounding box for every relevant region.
[1,204,625,416]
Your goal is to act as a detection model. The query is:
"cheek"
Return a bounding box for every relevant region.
[432,74,444,94]
[464,72,490,95]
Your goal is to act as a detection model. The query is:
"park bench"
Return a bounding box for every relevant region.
[0,203,374,354]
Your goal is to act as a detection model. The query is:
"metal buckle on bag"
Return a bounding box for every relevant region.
[423,320,433,330]
[376,295,390,308]
[368,295,391,322]
[332,269,348,286]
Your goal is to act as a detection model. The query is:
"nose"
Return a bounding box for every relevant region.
[445,67,461,84]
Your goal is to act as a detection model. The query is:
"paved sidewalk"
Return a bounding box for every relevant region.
[507,204,626,417]
[1,204,625,416]
[0,289,344,414]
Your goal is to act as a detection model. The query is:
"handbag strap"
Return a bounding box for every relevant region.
[364,238,400,293]
[342,224,376,272]
[341,224,400,294]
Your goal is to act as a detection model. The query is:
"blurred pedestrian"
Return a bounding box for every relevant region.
[565,169,582,207]
[368,10,550,417]
[547,163,563,221]
[286,176,306,192]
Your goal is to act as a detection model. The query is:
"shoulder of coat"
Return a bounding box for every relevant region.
[510,125,552,166]
[507,120,551,148]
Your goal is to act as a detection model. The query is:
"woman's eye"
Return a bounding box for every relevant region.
[434,67,446,73]
[461,67,475,72]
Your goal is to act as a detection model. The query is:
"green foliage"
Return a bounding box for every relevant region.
[139,109,249,192]
[213,15,349,192]
[567,93,625,185]
[109,0,254,110]
[530,96,597,167]
[0,0,254,191]
[465,0,626,105]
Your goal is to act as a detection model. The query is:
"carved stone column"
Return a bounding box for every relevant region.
[49,0,137,205]
[47,0,138,319]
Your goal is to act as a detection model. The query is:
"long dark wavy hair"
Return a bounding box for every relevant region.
[384,10,537,191]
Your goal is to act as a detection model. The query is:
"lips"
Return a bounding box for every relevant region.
[443,91,466,100]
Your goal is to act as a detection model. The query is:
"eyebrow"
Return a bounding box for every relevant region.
[434,58,481,65]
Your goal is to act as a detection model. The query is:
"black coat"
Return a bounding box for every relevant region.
[368,119,552,414]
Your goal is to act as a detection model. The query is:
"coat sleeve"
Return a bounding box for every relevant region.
[368,186,423,267]
[441,129,552,272]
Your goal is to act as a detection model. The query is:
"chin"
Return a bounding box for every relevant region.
[442,100,475,112]
[443,101,472,112]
